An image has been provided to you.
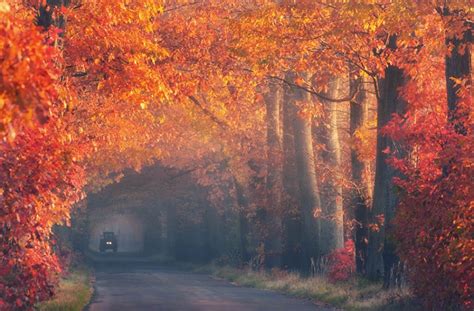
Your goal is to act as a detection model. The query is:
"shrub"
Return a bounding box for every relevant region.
[386,109,473,310]
[327,240,356,283]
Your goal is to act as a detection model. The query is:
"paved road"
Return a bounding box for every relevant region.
[86,263,335,311]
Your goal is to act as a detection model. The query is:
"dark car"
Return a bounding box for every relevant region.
[99,231,118,252]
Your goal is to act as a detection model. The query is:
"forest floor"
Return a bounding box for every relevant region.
[188,264,422,311]
[37,266,93,311]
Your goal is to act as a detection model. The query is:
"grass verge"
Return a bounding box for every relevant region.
[37,267,93,311]
[195,265,421,311]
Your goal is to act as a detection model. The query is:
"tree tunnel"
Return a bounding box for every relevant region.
[81,164,227,262]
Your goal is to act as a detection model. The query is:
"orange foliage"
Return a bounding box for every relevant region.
[0,1,472,309]
[0,3,85,309]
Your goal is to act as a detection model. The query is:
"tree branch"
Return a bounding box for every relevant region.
[188,95,229,129]
[164,1,201,13]
[268,75,361,103]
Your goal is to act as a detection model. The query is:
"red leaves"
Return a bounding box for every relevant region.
[1,125,85,310]
[0,1,470,310]
[0,7,85,310]
[0,9,60,144]
[390,104,473,309]
[327,240,355,283]
[15,299,23,308]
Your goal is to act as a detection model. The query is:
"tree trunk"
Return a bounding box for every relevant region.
[263,80,284,268]
[320,77,345,255]
[350,74,371,274]
[234,178,250,263]
[367,36,407,283]
[286,72,322,272]
[281,81,304,271]
[443,8,472,134]
[37,0,67,30]
[166,203,177,259]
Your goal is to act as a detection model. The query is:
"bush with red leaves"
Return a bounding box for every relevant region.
[327,240,356,283]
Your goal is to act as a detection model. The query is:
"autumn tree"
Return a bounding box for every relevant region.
[263,80,284,267]
[287,72,322,271]
[349,72,375,274]
[0,2,85,309]
[1,1,472,309]
[393,2,472,309]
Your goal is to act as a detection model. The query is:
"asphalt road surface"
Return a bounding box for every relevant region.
[86,263,336,311]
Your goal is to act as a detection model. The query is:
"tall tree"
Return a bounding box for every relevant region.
[263,80,284,267]
[166,202,177,259]
[287,72,322,272]
[234,177,250,263]
[281,80,304,270]
[320,76,345,255]
[350,73,371,274]
[366,36,407,284]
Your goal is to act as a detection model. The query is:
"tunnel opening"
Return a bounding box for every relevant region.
[78,164,226,263]
[88,212,144,253]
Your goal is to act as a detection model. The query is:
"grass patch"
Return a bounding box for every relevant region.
[199,265,421,311]
[37,267,93,311]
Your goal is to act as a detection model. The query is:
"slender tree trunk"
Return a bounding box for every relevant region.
[320,77,345,255]
[367,36,407,283]
[286,72,322,272]
[443,8,472,134]
[263,80,284,268]
[350,74,371,274]
[203,203,218,260]
[166,203,177,259]
[234,178,250,263]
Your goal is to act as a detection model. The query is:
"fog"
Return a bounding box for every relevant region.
[88,212,144,253]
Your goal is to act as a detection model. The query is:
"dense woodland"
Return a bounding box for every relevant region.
[0,1,472,310]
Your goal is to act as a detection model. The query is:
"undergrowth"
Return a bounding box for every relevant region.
[36,267,93,311]
[195,264,421,311]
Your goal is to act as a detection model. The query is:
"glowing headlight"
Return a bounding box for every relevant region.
[106,242,112,245]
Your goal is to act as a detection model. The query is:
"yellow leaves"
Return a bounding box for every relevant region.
[0,1,9,13]
[353,119,377,162]
[140,102,147,109]
[363,21,378,33]
[361,12,384,33]
[144,0,164,15]
[449,76,465,86]
[136,0,165,32]
[138,10,146,21]
[7,123,16,142]
[0,93,5,109]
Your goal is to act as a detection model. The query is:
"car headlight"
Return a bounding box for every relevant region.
[106,241,112,245]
